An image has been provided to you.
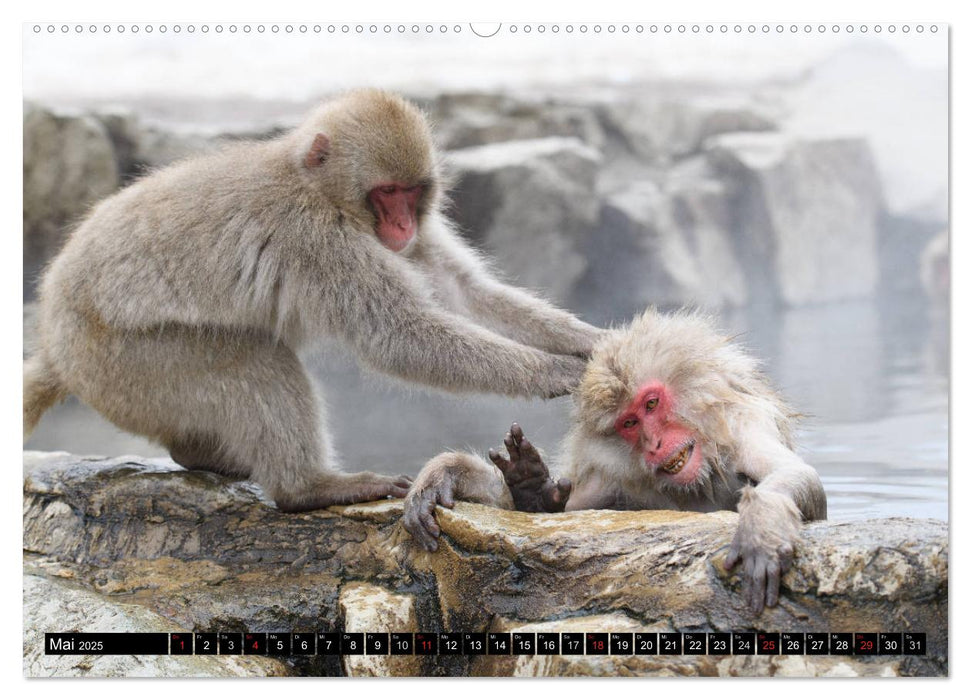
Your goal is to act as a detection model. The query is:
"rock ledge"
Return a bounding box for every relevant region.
[23,452,947,677]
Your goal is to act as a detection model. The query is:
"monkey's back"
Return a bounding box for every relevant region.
[38,139,305,336]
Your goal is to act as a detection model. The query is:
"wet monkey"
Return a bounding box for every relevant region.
[24,89,602,511]
[403,309,827,613]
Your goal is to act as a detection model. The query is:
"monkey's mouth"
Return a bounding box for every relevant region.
[660,442,695,475]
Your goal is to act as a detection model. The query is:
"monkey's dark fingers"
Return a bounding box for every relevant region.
[765,559,782,608]
[742,565,753,611]
[504,433,521,462]
[749,560,767,614]
[390,475,413,498]
[438,479,456,509]
[489,449,512,475]
[402,476,455,551]
[510,423,525,442]
[402,497,438,552]
[517,438,546,476]
[544,478,573,512]
[724,541,741,570]
[418,506,441,541]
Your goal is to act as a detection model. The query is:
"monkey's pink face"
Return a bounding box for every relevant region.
[368,183,424,252]
[614,381,705,486]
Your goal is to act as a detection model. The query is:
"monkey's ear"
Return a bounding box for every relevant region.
[303,133,331,169]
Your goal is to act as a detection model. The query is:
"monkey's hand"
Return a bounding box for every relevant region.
[402,466,457,552]
[724,487,801,614]
[541,355,589,398]
[489,423,572,513]
[567,325,613,359]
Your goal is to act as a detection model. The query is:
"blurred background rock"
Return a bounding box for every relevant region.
[22,27,948,521]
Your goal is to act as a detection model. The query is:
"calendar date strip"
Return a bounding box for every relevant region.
[45,631,927,656]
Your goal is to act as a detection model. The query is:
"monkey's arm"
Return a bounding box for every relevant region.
[402,452,514,551]
[735,433,827,522]
[305,231,587,398]
[726,430,827,613]
[420,226,604,357]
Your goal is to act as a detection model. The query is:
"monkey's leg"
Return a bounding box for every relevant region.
[55,316,410,511]
[159,337,414,512]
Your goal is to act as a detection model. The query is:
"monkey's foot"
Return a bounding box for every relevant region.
[276,472,413,512]
[402,471,456,552]
[489,423,572,513]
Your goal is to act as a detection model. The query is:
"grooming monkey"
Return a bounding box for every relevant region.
[24,89,602,511]
[403,309,827,612]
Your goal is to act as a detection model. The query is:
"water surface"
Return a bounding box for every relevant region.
[25,298,948,522]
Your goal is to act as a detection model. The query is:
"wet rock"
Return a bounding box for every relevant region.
[576,157,747,321]
[596,95,777,164]
[131,128,216,171]
[877,212,943,297]
[447,137,602,302]
[475,614,903,677]
[92,110,217,180]
[23,574,287,677]
[23,105,120,291]
[23,453,947,677]
[339,582,420,676]
[92,111,142,182]
[425,92,605,151]
[919,230,949,307]
[706,133,884,306]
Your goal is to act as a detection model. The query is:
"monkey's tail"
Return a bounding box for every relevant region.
[23,354,67,440]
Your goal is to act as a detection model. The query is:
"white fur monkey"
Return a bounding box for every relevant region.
[403,309,827,613]
[24,89,603,511]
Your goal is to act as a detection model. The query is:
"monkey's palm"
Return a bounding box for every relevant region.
[489,423,572,513]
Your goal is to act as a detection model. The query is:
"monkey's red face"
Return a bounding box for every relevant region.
[368,183,424,252]
[614,381,705,486]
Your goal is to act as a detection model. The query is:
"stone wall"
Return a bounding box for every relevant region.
[23,452,948,677]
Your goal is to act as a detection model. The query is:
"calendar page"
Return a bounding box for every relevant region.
[22,20,948,678]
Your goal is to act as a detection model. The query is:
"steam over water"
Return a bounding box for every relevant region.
[26,296,948,522]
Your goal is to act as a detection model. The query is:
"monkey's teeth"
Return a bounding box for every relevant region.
[661,445,691,475]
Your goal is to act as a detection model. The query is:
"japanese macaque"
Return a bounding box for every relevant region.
[23,89,602,511]
[403,309,827,613]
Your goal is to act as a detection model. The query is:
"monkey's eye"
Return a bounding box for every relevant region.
[405,185,423,195]
[645,398,659,412]
[378,185,397,195]
[622,418,638,429]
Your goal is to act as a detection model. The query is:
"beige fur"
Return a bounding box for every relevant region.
[24,89,602,511]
